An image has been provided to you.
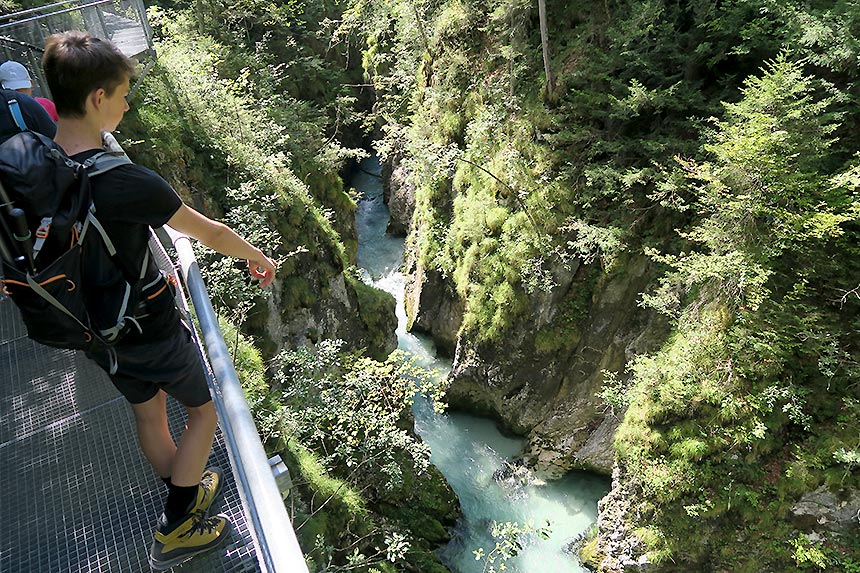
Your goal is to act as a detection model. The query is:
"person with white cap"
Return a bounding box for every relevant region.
[0,85,56,142]
[0,60,59,121]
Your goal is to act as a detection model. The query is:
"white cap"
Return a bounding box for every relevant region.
[0,61,32,91]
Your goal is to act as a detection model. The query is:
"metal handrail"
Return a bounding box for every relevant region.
[163,227,309,573]
[0,0,98,23]
[0,0,113,30]
[1,0,156,99]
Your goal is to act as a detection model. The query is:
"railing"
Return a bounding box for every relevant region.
[1,0,155,99]
[156,227,309,573]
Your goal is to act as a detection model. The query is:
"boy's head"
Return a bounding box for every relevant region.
[42,31,135,119]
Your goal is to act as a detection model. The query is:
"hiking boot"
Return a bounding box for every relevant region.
[148,511,232,570]
[188,466,224,516]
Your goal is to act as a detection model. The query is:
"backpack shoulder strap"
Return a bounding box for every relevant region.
[6,98,28,132]
[79,152,152,336]
[84,151,132,177]
[78,150,135,263]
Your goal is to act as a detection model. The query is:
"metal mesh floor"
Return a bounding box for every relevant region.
[0,296,261,573]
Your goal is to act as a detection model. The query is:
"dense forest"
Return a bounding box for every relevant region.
[4,0,860,571]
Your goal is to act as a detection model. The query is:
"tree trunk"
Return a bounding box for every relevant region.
[195,0,204,33]
[409,1,433,59]
[538,0,555,99]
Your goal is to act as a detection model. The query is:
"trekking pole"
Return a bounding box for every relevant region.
[8,208,35,273]
[0,180,19,267]
[0,219,13,266]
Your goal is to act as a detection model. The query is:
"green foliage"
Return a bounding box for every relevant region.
[275,339,443,501]
[218,314,267,397]
[125,8,349,321]
[473,520,551,573]
[611,55,860,569]
[341,0,860,569]
[228,329,454,572]
[122,0,860,570]
[345,274,397,361]
[268,339,453,572]
[791,534,830,570]
[118,4,447,568]
[596,370,633,417]
[0,0,20,12]
[534,264,599,354]
[123,6,397,358]
[291,440,367,518]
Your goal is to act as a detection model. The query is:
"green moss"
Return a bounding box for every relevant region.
[534,265,600,354]
[346,274,396,360]
[404,551,451,573]
[281,276,319,310]
[287,440,367,518]
[217,315,267,396]
[579,536,603,570]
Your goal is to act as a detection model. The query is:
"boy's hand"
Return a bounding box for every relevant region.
[248,253,277,288]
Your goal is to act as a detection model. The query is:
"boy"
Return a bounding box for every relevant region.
[42,31,277,570]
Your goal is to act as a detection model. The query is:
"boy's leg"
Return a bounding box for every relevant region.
[148,401,231,571]
[94,327,232,568]
[130,393,221,514]
[129,390,176,479]
[171,401,217,487]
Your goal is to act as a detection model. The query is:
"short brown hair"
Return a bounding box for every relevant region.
[42,31,136,118]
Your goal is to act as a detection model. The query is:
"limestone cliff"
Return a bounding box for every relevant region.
[404,256,463,358]
[383,154,666,476]
[259,268,398,362]
[445,255,668,477]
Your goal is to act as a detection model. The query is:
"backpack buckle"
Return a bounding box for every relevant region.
[35,223,50,239]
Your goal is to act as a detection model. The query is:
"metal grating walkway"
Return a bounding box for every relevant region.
[0,295,262,573]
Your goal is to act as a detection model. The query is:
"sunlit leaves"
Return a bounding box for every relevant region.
[275,340,443,499]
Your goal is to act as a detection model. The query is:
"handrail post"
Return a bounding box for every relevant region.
[164,226,309,573]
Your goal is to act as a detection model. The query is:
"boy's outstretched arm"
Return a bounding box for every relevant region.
[167,204,277,287]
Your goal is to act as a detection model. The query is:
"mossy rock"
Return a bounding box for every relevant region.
[404,550,452,573]
[347,275,398,360]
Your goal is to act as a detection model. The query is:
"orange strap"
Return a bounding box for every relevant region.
[2,274,75,293]
[146,284,168,300]
[3,274,68,288]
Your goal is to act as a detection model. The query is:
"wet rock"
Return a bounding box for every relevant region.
[404,260,463,357]
[446,254,668,479]
[790,486,860,533]
[592,466,658,573]
[381,142,416,236]
[270,271,397,361]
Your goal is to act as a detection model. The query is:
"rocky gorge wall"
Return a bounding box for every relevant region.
[383,152,668,477]
[152,148,399,363]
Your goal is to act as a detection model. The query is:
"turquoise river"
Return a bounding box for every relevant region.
[353,155,609,573]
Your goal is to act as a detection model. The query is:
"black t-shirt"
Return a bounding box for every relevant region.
[1,89,56,140]
[72,149,183,344]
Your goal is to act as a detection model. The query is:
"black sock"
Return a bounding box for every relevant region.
[164,484,199,523]
[161,476,172,489]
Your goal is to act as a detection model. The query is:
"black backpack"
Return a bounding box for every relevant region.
[0,129,148,371]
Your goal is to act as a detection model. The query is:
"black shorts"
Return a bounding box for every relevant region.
[87,323,212,407]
